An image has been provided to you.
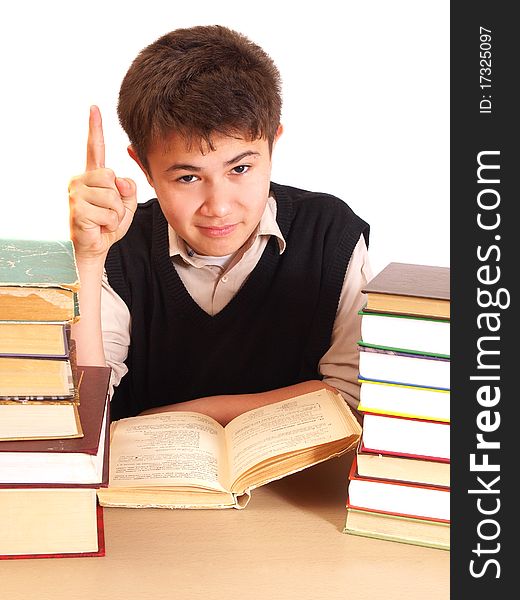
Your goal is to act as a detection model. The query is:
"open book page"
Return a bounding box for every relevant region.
[107,412,229,492]
[224,389,357,492]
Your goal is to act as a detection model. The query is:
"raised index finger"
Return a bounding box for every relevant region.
[86,105,105,171]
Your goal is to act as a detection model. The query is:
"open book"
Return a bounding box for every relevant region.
[97,388,361,509]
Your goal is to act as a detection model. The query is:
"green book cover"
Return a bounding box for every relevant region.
[358,308,449,324]
[343,506,450,551]
[0,239,79,291]
[343,521,450,551]
[358,341,450,360]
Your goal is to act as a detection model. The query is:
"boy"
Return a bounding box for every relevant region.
[69,25,371,425]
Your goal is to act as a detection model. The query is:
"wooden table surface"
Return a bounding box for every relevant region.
[0,452,449,600]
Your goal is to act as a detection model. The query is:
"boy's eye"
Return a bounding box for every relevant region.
[177,174,199,183]
[232,165,250,174]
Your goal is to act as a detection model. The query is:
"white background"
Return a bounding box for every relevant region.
[0,0,449,276]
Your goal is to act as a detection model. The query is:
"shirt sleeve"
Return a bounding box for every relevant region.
[100,269,131,392]
[319,234,373,413]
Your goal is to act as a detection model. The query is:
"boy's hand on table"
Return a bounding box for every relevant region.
[68,105,138,260]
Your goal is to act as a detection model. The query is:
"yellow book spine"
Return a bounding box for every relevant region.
[357,402,450,423]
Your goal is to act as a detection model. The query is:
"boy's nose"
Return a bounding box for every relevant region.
[199,187,233,218]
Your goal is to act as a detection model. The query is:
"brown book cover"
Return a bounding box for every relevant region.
[362,262,450,319]
[363,262,450,300]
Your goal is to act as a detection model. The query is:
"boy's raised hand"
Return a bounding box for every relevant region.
[69,105,138,259]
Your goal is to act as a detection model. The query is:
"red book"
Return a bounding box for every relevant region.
[361,412,450,461]
[0,493,105,559]
[357,435,450,488]
[0,365,111,486]
[347,456,450,523]
[0,366,110,559]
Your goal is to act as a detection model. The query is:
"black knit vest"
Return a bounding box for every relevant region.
[105,182,369,420]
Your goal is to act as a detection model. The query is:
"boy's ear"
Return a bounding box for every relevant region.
[127,145,154,188]
[272,124,284,151]
[275,124,284,142]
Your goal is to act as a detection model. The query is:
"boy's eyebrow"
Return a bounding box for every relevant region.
[223,151,260,167]
[165,151,261,173]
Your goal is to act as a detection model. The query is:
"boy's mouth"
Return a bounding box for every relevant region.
[198,224,238,237]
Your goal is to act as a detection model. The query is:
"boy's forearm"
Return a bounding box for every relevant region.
[71,256,107,367]
[140,380,337,426]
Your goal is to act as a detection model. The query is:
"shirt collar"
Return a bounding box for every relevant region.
[168,193,286,266]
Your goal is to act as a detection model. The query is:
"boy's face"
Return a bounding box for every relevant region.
[131,128,281,256]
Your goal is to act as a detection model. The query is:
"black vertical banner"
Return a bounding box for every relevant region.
[451,2,516,596]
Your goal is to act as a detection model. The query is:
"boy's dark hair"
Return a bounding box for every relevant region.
[117,25,282,168]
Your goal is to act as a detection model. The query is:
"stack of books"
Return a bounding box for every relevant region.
[0,238,110,559]
[0,238,81,439]
[343,262,450,551]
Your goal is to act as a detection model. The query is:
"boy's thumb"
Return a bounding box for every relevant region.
[115,177,138,211]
